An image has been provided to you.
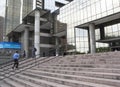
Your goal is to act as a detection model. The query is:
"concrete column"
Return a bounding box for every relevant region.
[100,25,105,40]
[54,13,59,56]
[34,10,40,58]
[89,23,96,54]
[24,27,29,58]
[88,29,90,53]
[55,37,59,56]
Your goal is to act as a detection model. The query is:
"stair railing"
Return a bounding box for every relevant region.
[0,55,58,81]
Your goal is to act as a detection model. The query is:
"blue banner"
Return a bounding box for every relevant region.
[0,42,21,49]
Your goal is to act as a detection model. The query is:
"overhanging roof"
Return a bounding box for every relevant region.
[24,9,50,18]
[53,31,66,37]
[96,37,120,43]
[13,24,34,32]
[8,9,50,34]
[76,12,120,29]
[55,1,65,7]
[13,21,51,33]
[40,22,51,29]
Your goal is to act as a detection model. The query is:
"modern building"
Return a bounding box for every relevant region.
[5,0,69,57]
[0,16,4,41]
[57,0,120,54]
[5,0,120,57]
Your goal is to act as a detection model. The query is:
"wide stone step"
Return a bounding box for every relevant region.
[31,67,120,80]
[0,58,35,77]
[15,74,71,87]
[0,80,11,87]
[0,57,53,80]
[55,58,120,64]
[0,64,34,79]
[0,57,48,71]
[3,78,25,87]
[49,63,120,68]
[8,75,42,87]
[35,65,120,73]
[21,70,115,87]
[0,58,33,69]
[26,69,120,86]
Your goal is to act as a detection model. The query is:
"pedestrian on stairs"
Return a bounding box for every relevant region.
[32,46,37,58]
[12,50,20,69]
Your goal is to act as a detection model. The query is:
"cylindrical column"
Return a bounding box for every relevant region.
[54,12,59,56]
[34,10,40,58]
[89,23,96,54]
[100,25,105,40]
[24,27,29,58]
[55,37,59,56]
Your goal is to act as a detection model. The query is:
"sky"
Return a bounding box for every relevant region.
[45,0,68,12]
[0,0,5,17]
[0,0,68,17]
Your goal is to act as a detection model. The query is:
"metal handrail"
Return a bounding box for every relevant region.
[0,53,41,69]
[0,55,57,81]
[0,57,29,69]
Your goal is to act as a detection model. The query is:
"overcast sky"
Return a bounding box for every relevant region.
[45,0,68,12]
[0,0,5,17]
[0,0,68,17]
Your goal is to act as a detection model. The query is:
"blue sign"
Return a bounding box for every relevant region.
[0,42,21,49]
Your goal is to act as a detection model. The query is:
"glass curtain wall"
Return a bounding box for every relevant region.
[104,23,120,38]
[6,0,33,35]
[95,23,120,52]
[22,0,33,19]
[57,0,120,53]
[6,0,21,35]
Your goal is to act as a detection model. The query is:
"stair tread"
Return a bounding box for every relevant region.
[38,65,120,71]
[0,80,11,87]
[16,74,70,87]
[19,71,114,87]
[1,52,120,87]
[33,67,120,75]
[26,69,120,83]
[10,76,42,87]
[4,78,25,87]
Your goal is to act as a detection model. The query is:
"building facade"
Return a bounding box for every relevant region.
[0,16,4,41]
[57,0,120,54]
[5,0,120,57]
[5,0,59,57]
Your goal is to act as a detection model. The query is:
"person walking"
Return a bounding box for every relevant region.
[12,51,20,69]
[32,46,37,58]
[43,52,45,57]
[22,50,26,58]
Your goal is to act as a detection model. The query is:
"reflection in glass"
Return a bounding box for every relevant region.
[57,0,120,53]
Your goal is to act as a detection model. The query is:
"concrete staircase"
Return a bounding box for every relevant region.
[0,51,120,87]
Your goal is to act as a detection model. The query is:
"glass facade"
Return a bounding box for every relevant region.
[6,0,21,34]
[57,0,120,53]
[5,0,120,54]
[6,0,33,35]
[105,23,120,38]
[22,0,33,19]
